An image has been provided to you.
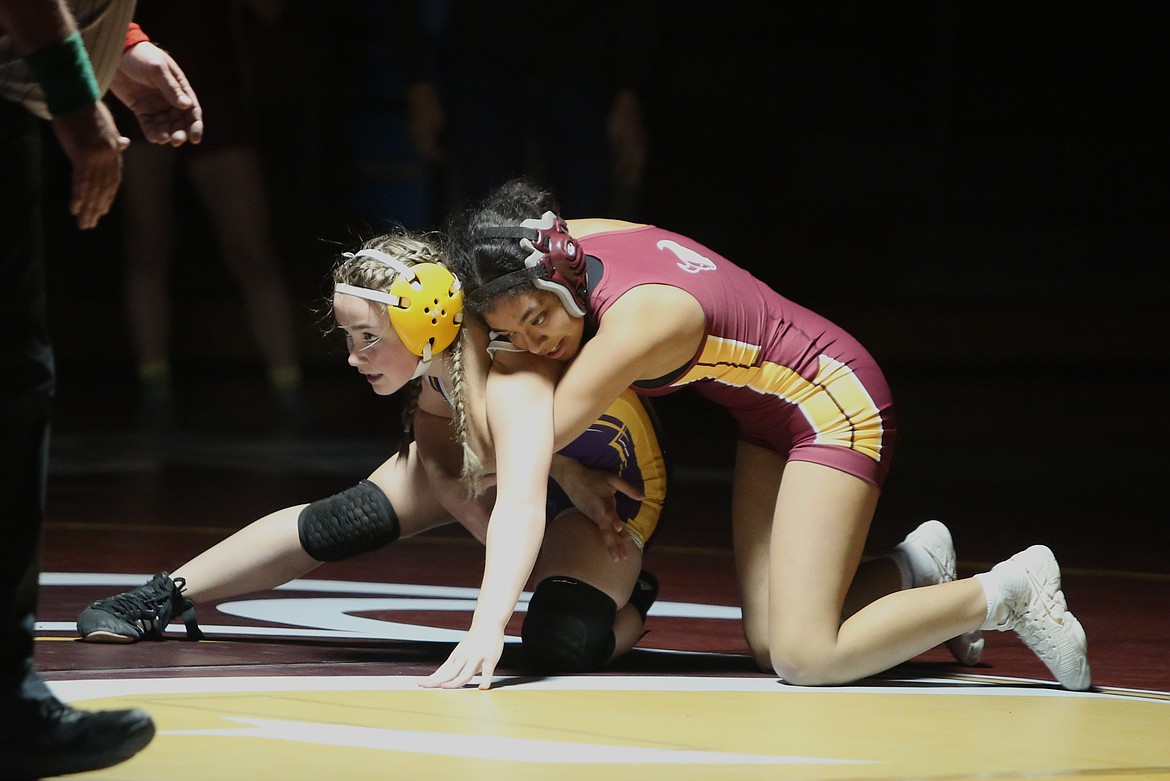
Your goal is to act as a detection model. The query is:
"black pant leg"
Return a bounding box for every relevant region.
[0,99,56,698]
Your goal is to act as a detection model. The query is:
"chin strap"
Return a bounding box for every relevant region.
[410,342,433,379]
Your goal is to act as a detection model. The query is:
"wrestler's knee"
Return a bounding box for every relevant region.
[768,635,838,687]
[741,615,774,672]
[521,577,617,673]
[297,480,400,562]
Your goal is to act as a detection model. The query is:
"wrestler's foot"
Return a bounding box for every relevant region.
[77,571,202,643]
[899,520,985,665]
[983,545,1091,691]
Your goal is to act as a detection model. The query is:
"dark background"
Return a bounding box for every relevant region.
[38,3,1170,570]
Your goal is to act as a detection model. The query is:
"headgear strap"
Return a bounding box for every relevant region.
[472,211,587,317]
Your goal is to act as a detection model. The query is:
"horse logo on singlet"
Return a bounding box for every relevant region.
[657,239,717,274]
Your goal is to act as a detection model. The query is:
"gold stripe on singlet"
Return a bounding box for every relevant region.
[675,336,885,462]
[591,390,668,545]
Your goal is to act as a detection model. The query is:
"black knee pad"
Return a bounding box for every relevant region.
[521,576,617,674]
[297,479,400,562]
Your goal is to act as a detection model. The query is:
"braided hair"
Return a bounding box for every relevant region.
[444,328,486,497]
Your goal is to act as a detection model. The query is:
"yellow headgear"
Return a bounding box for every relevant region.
[334,249,464,374]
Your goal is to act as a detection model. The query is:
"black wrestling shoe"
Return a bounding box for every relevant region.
[77,571,203,643]
[629,570,660,620]
[0,695,155,779]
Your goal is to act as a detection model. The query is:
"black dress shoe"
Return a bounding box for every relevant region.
[0,696,155,779]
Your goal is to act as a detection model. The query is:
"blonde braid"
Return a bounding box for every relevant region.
[397,378,423,458]
[328,228,449,306]
[447,331,485,497]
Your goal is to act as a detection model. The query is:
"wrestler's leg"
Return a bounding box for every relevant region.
[175,444,454,601]
[78,444,456,640]
[524,512,646,669]
[760,457,986,685]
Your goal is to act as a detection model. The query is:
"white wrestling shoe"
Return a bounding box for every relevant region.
[900,520,985,665]
[984,545,1091,691]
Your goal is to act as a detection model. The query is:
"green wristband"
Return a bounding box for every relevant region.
[23,30,101,116]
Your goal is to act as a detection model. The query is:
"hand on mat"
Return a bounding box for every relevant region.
[420,624,505,690]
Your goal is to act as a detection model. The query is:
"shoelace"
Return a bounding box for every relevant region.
[93,577,204,640]
[98,585,171,622]
[172,577,204,640]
